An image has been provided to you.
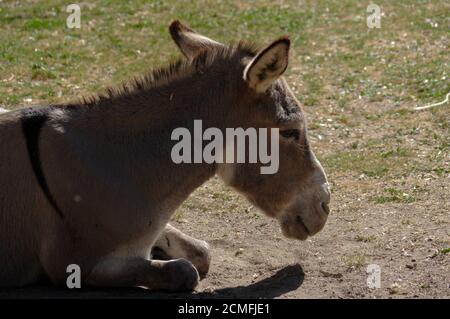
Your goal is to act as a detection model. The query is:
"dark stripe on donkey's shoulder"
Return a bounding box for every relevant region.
[21,106,65,219]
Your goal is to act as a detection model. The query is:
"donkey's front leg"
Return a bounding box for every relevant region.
[86,256,199,292]
[152,224,211,278]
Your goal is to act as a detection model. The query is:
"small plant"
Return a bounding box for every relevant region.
[173,209,184,221]
[355,235,376,242]
[343,254,366,270]
[371,188,416,204]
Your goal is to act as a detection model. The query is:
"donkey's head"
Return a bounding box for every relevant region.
[169,21,330,240]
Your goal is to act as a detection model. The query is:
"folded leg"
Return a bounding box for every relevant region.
[86,256,199,292]
[152,224,211,278]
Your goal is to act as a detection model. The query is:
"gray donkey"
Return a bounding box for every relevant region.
[0,21,330,291]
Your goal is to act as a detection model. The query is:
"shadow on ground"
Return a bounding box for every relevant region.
[0,264,304,299]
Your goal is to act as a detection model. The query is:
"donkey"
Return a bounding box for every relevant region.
[0,21,330,291]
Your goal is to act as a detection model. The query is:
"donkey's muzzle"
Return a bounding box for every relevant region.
[279,179,330,240]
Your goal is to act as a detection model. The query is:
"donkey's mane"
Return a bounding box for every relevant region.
[76,41,258,107]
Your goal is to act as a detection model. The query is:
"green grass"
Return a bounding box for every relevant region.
[24,18,62,30]
[322,147,413,178]
[1,1,448,107]
[355,235,376,242]
[371,188,416,204]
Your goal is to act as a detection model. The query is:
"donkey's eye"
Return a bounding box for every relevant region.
[280,129,300,140]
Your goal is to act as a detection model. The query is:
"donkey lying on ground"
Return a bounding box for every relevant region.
[0,21,330,291]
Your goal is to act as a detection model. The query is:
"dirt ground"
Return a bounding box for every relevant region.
[174,179,449,298]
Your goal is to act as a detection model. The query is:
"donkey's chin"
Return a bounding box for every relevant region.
[279,220,310,241]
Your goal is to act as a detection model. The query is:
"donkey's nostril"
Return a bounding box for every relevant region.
[321,202,330,215]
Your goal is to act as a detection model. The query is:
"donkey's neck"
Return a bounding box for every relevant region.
[64,68,237,215]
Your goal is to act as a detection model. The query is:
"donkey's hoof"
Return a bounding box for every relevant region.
[163,258,199,291]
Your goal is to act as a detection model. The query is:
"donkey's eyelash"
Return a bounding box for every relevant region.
[280,129,300,140]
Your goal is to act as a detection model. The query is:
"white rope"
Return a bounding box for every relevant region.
[414,92,450,111]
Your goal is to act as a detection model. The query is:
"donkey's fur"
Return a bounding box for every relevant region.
[0,21,330,291]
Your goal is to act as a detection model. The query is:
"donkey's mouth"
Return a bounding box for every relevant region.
[296,216,311,236]
[279,216,310,241]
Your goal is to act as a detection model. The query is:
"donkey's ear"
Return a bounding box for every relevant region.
[169,20,224,59]
[243,37,290,93]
